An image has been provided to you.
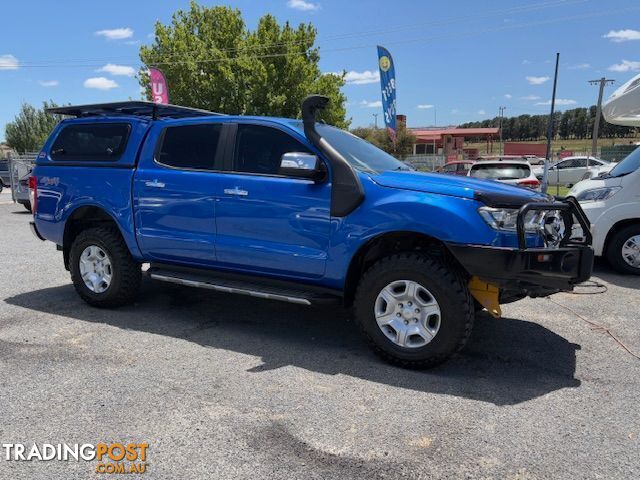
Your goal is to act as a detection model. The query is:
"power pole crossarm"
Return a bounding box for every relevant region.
[589,77,615,158]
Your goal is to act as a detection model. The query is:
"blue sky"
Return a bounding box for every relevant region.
[2,0,640,139]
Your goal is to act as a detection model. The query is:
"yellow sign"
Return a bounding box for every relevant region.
[379,55,391,72]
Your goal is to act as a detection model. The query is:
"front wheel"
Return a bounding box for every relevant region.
[606,225,640,275]
[69,226,141,307]
[354,253,474,368]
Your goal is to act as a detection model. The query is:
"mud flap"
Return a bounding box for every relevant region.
[468,276,501,318]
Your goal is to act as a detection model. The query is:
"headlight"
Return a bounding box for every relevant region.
[478,207,547,232]
[575,186,620,202]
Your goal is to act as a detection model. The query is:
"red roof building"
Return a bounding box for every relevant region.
[409,126,500,159]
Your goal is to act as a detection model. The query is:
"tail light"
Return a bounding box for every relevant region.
[517,179,541,189]
[28,175,37,213]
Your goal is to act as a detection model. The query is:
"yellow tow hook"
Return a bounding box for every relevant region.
[468,276,502,318]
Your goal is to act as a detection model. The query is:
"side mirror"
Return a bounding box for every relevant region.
[279,152,326,181]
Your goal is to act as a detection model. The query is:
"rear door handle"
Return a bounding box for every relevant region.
[145,179,166,188]
[223,187,248,196]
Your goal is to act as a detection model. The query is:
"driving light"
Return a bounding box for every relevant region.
[575,187,621,202]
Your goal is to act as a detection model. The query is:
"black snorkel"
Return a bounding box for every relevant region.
[301,95,364,217]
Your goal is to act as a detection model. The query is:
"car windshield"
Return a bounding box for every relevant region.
[311,124,411,173]
[609,146,640,177]
[469,163,530,180]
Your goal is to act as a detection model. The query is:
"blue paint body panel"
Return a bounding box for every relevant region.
[32,113,546,292]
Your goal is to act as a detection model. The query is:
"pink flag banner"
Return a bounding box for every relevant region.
[149,67,169,104]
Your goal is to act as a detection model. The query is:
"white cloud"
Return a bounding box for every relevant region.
[97,63,136,77]
[478,109,486,115]
[526,75,550,85]
[94,28,134,40]
[417,104,434,109]
[520,94,541,101]
[341,70,379,85]
[360,100,382,108]
[522,59,531,65]
[535,98,577,106]
[0,54,19,70]
[287,0,320,11]
[504,93,512,99]
[603,29,640,43]
[84,77,119,90]
[451,108,459,114]
[568,63,591,70]
[608,59,640,72]
[39,80,59,87]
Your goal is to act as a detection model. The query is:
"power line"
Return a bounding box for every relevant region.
[13,0,589,67]
[11,4,639,69]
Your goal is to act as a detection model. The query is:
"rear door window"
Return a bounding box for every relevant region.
[51,123,130,161]
[470,163,531,180]
[157,124,222,170]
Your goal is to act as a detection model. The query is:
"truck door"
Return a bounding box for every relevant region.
[214,123,331,278]
[133,122,224,265]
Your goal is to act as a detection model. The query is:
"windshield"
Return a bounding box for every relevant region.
[314,124,411,173]
[609,146,640,177]
[469,163,530,180]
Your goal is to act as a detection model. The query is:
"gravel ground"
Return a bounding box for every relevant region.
[0,193,638,479]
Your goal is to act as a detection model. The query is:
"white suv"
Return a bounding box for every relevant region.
[568,148,640,274]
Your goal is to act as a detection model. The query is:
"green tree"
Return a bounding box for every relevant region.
[139,2,349,127]
[5,101,64,154]
[351,124,416,159]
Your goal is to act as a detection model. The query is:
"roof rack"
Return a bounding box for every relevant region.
[46,101,222,120]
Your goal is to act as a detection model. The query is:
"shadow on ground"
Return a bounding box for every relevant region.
[592,258,640,289]
[5,280,581,405]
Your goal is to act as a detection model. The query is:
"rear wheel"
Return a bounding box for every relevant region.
[354,253,474,368]
[69,226,141,307]
[606,225,640,275]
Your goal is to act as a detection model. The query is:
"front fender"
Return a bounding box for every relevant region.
[323,178,501,289]
[588,201,640,256]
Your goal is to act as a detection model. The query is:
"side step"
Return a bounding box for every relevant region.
[147,266,341,306]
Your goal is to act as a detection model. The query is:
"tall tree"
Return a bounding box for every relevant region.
[351,124,416,159]
[139,2,349,127]
[5,101,64,154]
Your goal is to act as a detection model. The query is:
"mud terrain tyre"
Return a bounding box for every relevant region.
[354,253,474,368]
[69,226,141,307]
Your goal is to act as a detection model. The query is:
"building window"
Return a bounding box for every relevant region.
[415,144,427,154]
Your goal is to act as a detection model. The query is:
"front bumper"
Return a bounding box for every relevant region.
[448,197,594,296]
[447,244,593,294]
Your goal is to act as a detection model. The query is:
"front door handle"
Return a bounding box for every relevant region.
[145,179,166,188]
[224,187,248,196]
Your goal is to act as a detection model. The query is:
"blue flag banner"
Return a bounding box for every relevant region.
[377,45,397,142]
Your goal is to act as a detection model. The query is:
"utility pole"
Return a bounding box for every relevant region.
[498,106,506,154]
[542,52,560,194]
[588,77,615,157]
[372,113,379,129]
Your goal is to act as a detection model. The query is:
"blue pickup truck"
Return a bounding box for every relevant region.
[30,97,593,368]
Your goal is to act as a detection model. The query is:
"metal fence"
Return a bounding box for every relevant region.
[403,154,446,171]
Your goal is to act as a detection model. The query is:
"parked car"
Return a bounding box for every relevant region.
[568,147,640,274]
[30,98,593,368]
[579,162,616,182]
[0,158,10,188]
[468,160,540,190]
[442,160,474,175]
[532,156,610,186]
